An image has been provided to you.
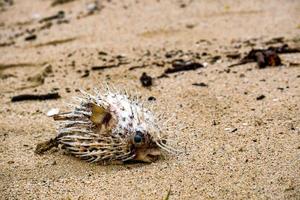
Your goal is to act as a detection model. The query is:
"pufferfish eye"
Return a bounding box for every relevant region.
[134,131,143,143]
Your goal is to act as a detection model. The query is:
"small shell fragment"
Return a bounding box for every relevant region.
[47,108,60,117]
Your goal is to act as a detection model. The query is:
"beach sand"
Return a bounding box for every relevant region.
[0,0,299,199]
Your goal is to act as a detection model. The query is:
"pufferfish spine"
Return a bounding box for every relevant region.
[36,88,177,164]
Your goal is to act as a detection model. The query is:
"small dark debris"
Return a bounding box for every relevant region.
[25,34,37,41]
[197,39,212,45]
[91,64,118,70]
[256,95,265,100]
[290,124,295,131]
[165,59,203,74]
[243,39,256,47]
[186,24,195,29]
[0,41,15,47]
[51,0,75,6]
[57,19,69,24]
[129,64,147,71]
[226,53,241,59]
[272,44,300,53]
[148,96,156,101]
[39,22,53,30]
[152,61,165,67]
[192,82,208,87]
[212,120,219,126]
[289,62,300,67]
[116,55,126,60]
[239,73,245,78]
[231,128,238,133]
[209,55,221,64]
[265,37,284,45]
[81,70,89,78]
[140,72,152,87]
[157,74,169,79]
[277,87,284,91]
[165,52,173,58]
[39,11,65,23]
[224,68,231,73]
[98,51,108,56]
[11,92,60,102]
[179,3,186,8]
[164,50,184,59]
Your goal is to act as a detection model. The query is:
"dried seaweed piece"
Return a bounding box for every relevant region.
[269,44,300,54]
[129,64,147,71]
[11,92,60,102]
[256,95,266,100]
[35,37,76,47]
[39,11,65,23]
[228,49,278,68]
[228,44,299,68]
[165,59,203,74]
[91,64,118,70]
[192,82,208,87]
[157,74,169,79]
[226,52,241,59]
[24,34,37,41]
[51,0,75,6]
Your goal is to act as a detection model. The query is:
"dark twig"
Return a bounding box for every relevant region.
[11,92,60,102]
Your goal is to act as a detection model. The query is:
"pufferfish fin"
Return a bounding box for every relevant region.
[90,103,112,126]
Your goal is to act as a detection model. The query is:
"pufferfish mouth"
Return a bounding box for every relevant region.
[131,148,161,163]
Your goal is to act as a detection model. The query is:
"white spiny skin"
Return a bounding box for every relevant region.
[52,88,175,164]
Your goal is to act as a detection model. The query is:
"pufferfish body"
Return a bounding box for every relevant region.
[38,88,174,164]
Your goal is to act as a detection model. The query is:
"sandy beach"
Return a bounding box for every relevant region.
[0,0,300,199]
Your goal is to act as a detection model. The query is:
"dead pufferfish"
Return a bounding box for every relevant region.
[36,88,177,164]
